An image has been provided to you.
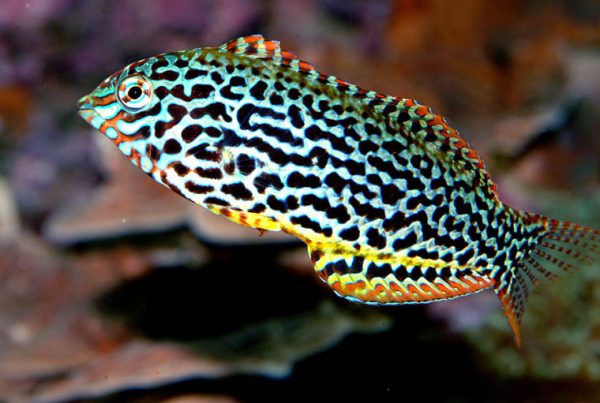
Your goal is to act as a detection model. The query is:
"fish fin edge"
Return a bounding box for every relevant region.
[220,35,300,61]
[494,214,600,347]
[377,97,495,193]
[221,36,396,104]
[308,244,494,304]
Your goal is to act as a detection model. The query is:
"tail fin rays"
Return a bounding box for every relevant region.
[494,216,600,347]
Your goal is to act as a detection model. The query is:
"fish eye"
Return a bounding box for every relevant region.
[117,75,153,112]
[127,85,143,100]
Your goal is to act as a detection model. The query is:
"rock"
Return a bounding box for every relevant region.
[26,300,389,403]
[161,395,240,403]
[0,178,19,239]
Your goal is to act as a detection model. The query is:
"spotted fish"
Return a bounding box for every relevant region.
[78,35,599,346]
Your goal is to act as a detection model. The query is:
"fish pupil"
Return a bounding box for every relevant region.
[128,86,143,100]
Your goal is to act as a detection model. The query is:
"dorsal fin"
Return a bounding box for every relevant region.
[219,36,493,193]
[220,35,300,62]
[220,35,384,99]
[219,35,328,77]
[375,97,497,194]
[378,98,487,168]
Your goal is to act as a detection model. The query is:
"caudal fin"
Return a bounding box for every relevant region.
[494,215,600,347]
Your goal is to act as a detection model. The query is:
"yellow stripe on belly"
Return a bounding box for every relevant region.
[205,204,282,231]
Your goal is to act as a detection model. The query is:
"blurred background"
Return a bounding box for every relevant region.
[1,0,600,402]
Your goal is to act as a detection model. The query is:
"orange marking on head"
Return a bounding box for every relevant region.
[129,148,144,168]
[99,111,130,144]
[92,94,117,107]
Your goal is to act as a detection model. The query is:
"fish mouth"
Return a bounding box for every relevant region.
[77,94,94,112]
[77,95,105,130]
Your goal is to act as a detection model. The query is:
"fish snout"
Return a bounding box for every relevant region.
[78,94,94,111]
[77,94,105,130]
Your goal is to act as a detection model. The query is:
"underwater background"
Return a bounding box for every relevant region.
[1,0,600,401]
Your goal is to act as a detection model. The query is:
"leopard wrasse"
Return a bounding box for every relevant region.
[78,35,600,346]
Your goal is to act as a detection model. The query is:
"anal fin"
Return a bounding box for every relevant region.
[308,244,494,305]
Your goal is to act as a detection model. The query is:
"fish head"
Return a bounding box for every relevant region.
[78,49,228,186]
[78,58,156,150]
